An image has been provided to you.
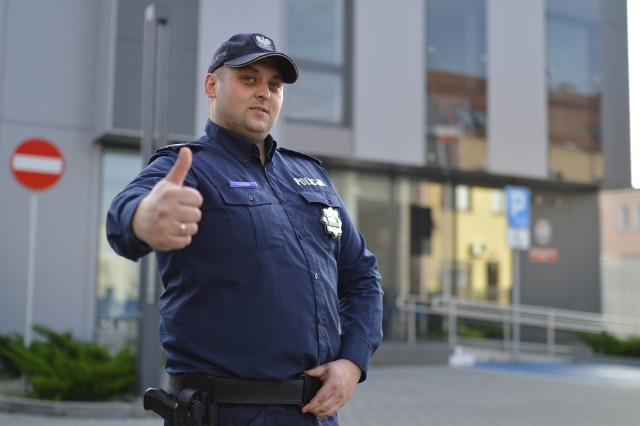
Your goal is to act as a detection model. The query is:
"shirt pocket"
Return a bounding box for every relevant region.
[299,191,342,253]
[218,188,283,252]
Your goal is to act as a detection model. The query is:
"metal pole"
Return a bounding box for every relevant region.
[137,2,170,395]
[24,193,38,349]
[448,299,457,348]
[511,250,520,361]
[22,193,38,393]
[547,311,556,357]
[407,310,416,346]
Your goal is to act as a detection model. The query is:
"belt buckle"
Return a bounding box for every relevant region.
[298,373,322,407]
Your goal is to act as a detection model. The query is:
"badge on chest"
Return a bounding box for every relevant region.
[320,207,342,238]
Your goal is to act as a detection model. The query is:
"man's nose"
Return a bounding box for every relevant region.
[256,81,271,99]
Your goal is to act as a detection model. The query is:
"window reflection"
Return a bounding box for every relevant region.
[547,0,602,183]
[286,0,344,65]
[426,0,487,170]
[96,148,141,351]
[454,186,511,304]
[330,170,457,340]
[284,0,347,124]
[285,71,343,124]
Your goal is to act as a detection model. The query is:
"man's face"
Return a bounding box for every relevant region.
[209,59,285,143]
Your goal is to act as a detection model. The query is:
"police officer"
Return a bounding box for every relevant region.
[107,33,383,426]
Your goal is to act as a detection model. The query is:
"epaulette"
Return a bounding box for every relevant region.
[149,142,204,163]
[277,147,322,165]
[155,141,205,154]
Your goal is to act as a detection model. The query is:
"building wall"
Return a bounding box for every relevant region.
[487,0,547,179]
[600,189,640,256]
[352,0,425,165]
[600,189,640,318]
[522,191,601,312]
[0,0,631,343]
[0,0,103,339]
[601,2,630,189]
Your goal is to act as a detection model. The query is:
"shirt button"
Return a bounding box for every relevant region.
[248,195,254,201]
[314,273,319,280]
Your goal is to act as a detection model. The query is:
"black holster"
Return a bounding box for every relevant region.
[143,387,205,426]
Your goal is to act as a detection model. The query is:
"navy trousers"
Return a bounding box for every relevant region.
[163,404,339,426]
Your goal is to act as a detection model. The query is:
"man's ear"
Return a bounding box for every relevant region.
[204,73,217,98]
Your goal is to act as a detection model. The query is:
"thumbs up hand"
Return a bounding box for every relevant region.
[132,147,203,251]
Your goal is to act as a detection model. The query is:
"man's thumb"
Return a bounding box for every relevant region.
[304,365,325,378]
[165,147,192,186]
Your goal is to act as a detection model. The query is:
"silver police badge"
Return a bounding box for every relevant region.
[320,207,342,238]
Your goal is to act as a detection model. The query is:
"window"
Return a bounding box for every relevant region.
[284,0,349,125]
[455,185,471,211]
[547,0,602,183]
[426,0,487,170]
[96,147,142,349]
[491,189,505,214]
[618,205,629,231]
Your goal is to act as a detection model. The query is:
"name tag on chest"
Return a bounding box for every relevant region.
[229,181,258,188]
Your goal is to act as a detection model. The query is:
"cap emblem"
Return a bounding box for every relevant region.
[253,34,275,52]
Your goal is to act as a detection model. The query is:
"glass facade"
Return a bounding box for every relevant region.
[426,0,487,170]
[96,147,141,349]
[547,0,602,183]
[330,170,457,339]
[284,0,348,124]
[329,167,513,340]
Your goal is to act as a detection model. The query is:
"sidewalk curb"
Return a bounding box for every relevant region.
[0,394,152,418]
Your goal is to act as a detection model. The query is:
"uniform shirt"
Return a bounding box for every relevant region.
[107,120,383,381]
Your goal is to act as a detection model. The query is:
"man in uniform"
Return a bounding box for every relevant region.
[107,33,383,425]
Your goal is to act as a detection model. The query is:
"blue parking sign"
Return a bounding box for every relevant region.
[506,186,531,249]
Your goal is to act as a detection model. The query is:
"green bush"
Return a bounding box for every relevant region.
[0,333,22,377]
[578,331,640,358]
[0,325,135,401]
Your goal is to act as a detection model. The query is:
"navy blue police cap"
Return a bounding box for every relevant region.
[207,33,298,84]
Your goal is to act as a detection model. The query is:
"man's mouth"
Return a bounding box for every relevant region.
[250,106,269,114]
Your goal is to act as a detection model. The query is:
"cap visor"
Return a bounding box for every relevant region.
[225,52,298,84]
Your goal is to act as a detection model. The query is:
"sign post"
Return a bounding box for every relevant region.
[505,185,531,361]
[10,138,64,349]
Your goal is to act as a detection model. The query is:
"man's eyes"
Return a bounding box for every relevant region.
[240,76,283,91]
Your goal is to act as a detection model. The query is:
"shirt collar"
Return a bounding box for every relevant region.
[205,120,278,167]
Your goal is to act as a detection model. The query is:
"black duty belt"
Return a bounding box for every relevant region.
[167,373,322,407]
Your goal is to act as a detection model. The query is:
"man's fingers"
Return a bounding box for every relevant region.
[165,147,192,186]
[173,204,203,224]
[174,186,204,208]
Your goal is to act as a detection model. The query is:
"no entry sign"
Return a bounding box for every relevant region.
[11,138,64,191]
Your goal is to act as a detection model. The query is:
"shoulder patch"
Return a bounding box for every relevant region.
[277,147,322,165]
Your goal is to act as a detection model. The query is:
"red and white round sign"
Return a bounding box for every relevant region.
[10,138,64,191]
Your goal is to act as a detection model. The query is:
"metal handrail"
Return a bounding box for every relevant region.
[396,293,640,355]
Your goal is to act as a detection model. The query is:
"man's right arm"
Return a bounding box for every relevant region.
[106,147,203,261]
[107,187,154,261]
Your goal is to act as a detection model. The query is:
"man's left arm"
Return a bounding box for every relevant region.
[303,193,384,417]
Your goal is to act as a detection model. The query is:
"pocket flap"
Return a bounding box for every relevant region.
[219,188,275,206]
[299,191,340,207]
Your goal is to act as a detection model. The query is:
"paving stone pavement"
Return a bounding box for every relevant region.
[2,363,640,426]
